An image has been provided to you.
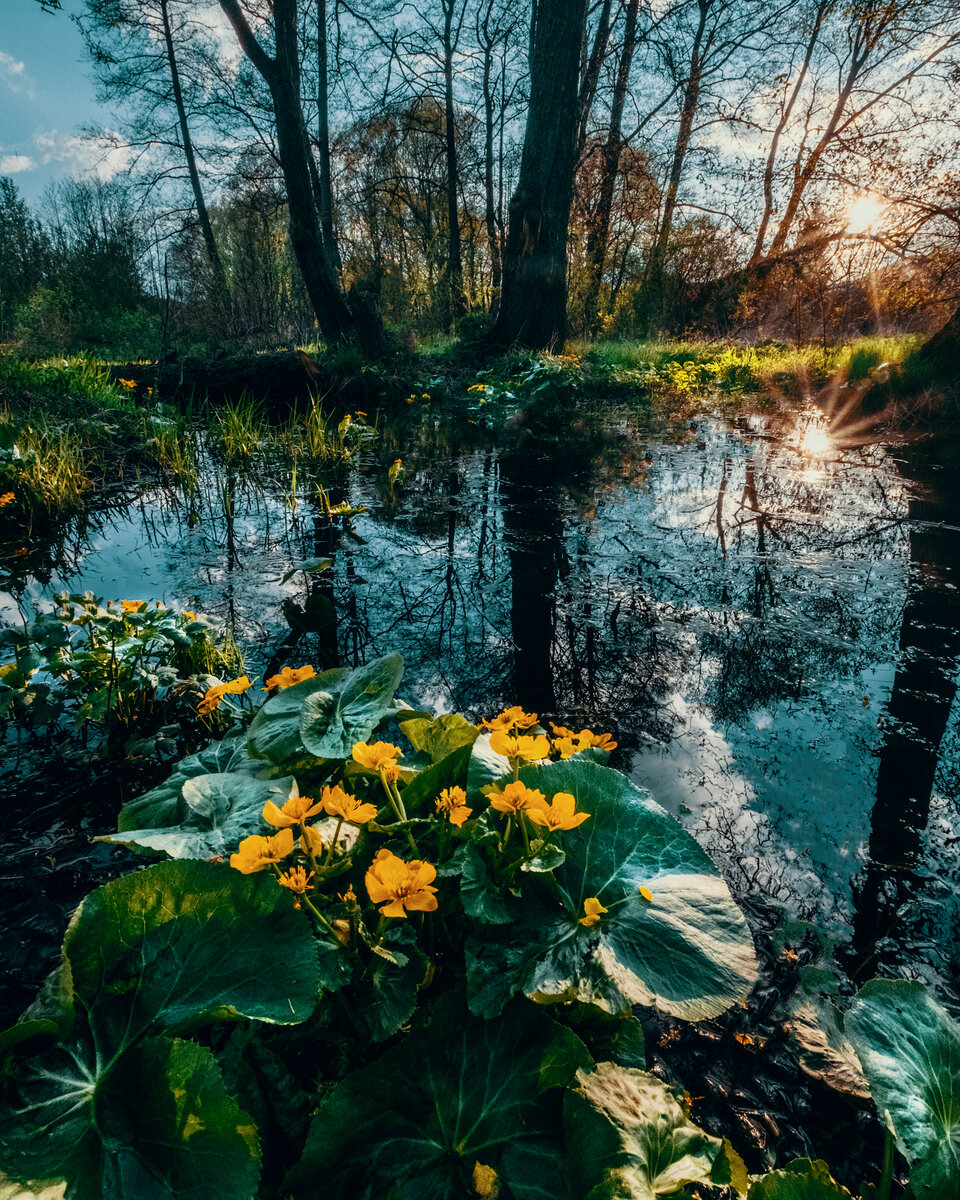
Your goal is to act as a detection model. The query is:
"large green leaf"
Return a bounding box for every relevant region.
[63,860,320,1040]
[845,979,960,1200]
[117,735,276,834]
[298,654,404,758]
[285,994,591,1199]
[0,862,319,1200]
[399,713,479,763]
[246,655,403,765]
[101,772,295,859]
[399,741,475,814]
[246,670,348,766]
[564,1064,726,1199]
[782,992,869,1100]
[747,1159,853,1199]
[466,760,757,1021]
[0,1036,260,1200]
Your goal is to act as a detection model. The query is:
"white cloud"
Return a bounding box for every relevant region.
[33,130,133,182]
[0,154,35,174]
[0,50,33,97]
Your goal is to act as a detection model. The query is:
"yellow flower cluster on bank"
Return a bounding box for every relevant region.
[231,828,294,874]
[486,780,590,829]
[0,492,15,507]
[479,705,617,760]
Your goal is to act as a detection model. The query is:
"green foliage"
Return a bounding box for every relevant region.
[846,980,960,1200]
[0,593,233,753]
[287,992,591,1199]
[564,1063,729,1199]
[0,860,319,1200]
[4,651,959,1199]
[466,757,758,1020]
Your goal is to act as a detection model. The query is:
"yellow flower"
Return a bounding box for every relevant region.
[578,729,618,751]
[117,378,136,389]
[549,723,617,753]
[197,674,255,715]
[262,793,324,828]
[365,848,439,918]
[230,828,294,874]
[488,781,547,816]
[473,1162,499,1196]
[0,492,14,507]
[277,865,314,906]
[553,736,579,760]
[320,783,379,824]
[435,786,472,827]
[579,897,608,927]
[352,741,403,773]
[301,824,324,857]
[182,610,197,621]
[488,731,551,761]
[527,791,590,831]
[120,600,146,613]
[481,705,539,733]
[264,664,317,691]
[639,886,653,903]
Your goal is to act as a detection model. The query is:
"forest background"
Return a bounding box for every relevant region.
[4,0,960,363]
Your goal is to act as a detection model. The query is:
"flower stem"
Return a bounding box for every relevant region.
[519,812,532,857]
[323,816,344,866]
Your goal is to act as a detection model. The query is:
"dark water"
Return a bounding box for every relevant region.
[3,397,959,1020]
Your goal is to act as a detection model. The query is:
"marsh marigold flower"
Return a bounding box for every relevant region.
[365,848,438,918]
[182,611,197,621]
[120,600,146,613]
[435,786,472,827]
[488,780,546,816]
[579,897,608,927]
[549,723,617,753]
[527,791,590,832]
[489,731,551,762]
[263,793,324,828]
[230,828,294,874]
[320,783,378,824]
[352,741,403,779]
[0,492,14,507]
[197,674,254,715]
[481,705,539,733]
[278,865,314,907]
[264,664,316,691]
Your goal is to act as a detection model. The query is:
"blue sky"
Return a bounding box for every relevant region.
[1,0,117,204]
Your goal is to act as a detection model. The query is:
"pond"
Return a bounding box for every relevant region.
[2,394,959,1022]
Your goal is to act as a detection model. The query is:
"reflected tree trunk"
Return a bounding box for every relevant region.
[849,447,960,979]
[498,449,568,711]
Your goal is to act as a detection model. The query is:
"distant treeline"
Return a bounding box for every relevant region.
[8,0,960,355]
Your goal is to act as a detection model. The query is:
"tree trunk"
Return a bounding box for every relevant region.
[646,0,708,307]
[749,0,828,267]
[443,0,465,324]
[479,5,502,313]
[583,0,639,333]
[316,0,342,276]
[490,0,588,351]
[575,0,613,160]
[218,0,376,350]
[160,0,228,303]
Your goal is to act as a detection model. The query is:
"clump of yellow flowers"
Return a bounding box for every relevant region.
[225,701,618,943]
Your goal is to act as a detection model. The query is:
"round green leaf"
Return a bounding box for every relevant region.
[102,772,295,859]
[846,979,960,1200]
[246,670,348,766]
[564,1064,726,1199]
[298,654,404,758]
[747,1158,853,1199]
[285,994,591,1199]
[65,859,321,1040]
[0,1036,260,1200]
[467,760,757,1021]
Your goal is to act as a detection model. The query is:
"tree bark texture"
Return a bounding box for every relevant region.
[491,0,588,351]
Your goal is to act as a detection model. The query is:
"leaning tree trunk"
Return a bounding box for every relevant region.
[490,0,588,351]
[218,0,378,351]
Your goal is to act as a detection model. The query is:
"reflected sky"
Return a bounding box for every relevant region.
[3,397,958,1006]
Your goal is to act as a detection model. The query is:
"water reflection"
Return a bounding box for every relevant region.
[3,398,959,1012]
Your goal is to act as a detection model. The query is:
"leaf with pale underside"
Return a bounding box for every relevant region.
[466,759,757,1021]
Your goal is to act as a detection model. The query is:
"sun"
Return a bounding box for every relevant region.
[847,193,886,234]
